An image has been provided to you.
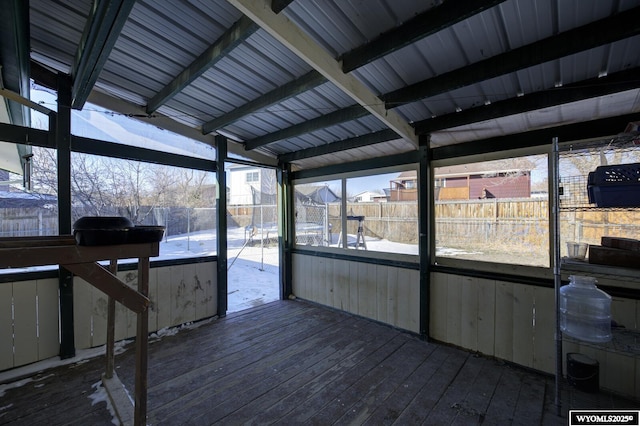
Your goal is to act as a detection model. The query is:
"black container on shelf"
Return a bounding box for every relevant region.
[587,163,640,208]
[73,216,133,246]
[72,216,165,246]
[566,352,599,393]
[127,226,165,244]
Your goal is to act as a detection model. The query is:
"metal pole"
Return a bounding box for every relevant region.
[551,136,562,414]
[56,72,75,360]
[260,202,264,271]
[216,135,228,316]
[418,135,431,340]
[341,180,347,249]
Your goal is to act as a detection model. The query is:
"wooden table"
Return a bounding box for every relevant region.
[0,235,159,426]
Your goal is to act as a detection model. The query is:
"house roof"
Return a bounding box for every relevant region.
[295,184,340,203]
[354,190,385,198]
[1,0,639,172]
[0,189,57,208]
[394,159,535,181]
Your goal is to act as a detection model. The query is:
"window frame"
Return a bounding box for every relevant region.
[431,145,552,278]
[292,164,419,264]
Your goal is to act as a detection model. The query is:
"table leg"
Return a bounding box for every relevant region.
[134,257,149,426]
[105,259,117,379]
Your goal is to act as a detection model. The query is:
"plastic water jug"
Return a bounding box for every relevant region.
[560,275,612,343]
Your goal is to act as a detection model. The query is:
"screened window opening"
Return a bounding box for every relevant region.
[70,153,217,261]
[558,140,640,260]
[435,155,549,267]
[293,169,419,256]
[294,180,340,247]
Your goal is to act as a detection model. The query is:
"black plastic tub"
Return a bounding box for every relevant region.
[567,352,599,393]
[73,216,133,246]
[127,226,165,244]
[72,216,166,246]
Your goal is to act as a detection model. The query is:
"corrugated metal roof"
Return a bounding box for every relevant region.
[9,0,640,170]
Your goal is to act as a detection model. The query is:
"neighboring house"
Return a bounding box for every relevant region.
[0,170,56,208]
[390,163,532,201]
[227,165,276,205]
[352,190,387,203]
[228,166,340,206]
[0,190,57,208]
[296,184,340,204]
[389,171,418,202]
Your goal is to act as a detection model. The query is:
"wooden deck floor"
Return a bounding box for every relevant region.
[1,299,637,425]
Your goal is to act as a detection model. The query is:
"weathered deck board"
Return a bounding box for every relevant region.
[1,299,637,426]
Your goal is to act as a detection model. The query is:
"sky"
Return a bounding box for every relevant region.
[28,84,550,197]
[28,85,402,194]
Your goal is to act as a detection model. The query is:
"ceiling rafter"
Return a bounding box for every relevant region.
[340,0,506,73]
[243,8,640,155]
[146,16,258,114]
[415,67,640,134]
[0,0,31,126]
[278,129,398,163]
[383,7,640,107]
[71,0,135,109]
[227,0,418,148]
[224,3,640,156]
[202,70,326,134]
[270,0,296,14]
[207,0,500,137]
[245,105,369,151]
[147,0,294,117]
[431,112,640,161]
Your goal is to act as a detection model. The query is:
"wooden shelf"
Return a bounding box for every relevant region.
[561,257,640,284]
[0,235,158,426]
[564,328,640,357]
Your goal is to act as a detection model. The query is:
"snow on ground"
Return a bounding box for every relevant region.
[88,381,119,425]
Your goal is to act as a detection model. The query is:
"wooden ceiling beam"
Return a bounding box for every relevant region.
[205,0,503,134]
[146,16,258,114]
[227,0,418,148]
[278,129,398,163]
[341,0,506,73]
[415,67,640,134]
[244,105,369,151]
[431,112,640,161]
[202,70,326,134]
[383,8,640,106]
[71,0,135,109]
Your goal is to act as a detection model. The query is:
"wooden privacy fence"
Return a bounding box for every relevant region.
[306,198,639,256]
[323,199,549,247]
[0,208,58,237]
[0,206,217,239]
[436,199,549,251]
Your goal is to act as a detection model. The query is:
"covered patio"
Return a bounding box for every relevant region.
[0,0,639,424]
[1,299,635,425]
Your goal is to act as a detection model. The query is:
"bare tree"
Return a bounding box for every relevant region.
[30,147,215,226]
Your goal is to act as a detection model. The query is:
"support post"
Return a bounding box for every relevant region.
[105,259,117,379]
[216,135,228,316]
[550,137,562,414]
[135,257,150,426]
[341,179,347,249]
[278,161,293,298]
[56,72,75,359]
[418,135,431,340]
